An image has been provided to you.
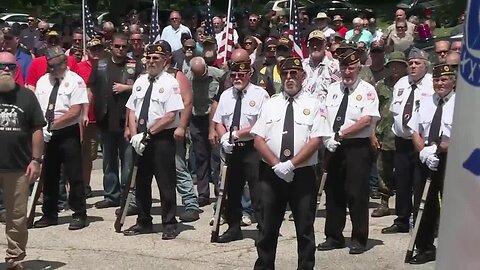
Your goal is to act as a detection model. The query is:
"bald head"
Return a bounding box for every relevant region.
[446,51,460,66]
[0,51,16,65]
[231,49,250,63]
[190,56,207,77]
[395,9,406,21]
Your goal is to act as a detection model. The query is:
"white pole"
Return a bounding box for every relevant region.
[224,0,232,63]
[82,0,87,58]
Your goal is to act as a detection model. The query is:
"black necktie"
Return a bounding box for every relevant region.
[137,77,155,133]
[280,97,294,162]
[231,90,243,131]
[428,98,444,145]
[45,79,60,128]
[403,83,417,127]
[333,87,349,132]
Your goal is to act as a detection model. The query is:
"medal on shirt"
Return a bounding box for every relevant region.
[356,95,363,101]
[303,108,310,115]
[64,82,69,87]
[249,100,256,107]
[136,86,141,91]
[159,88,164,93]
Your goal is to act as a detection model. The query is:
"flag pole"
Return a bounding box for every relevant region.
[224,0,233,63]
[82,0,87,58]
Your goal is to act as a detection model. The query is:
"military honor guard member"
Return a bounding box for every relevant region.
[123,43,184,240]
[382,48,434,234]
[212,49,269,243]
[252,57,328,269]
[318,48,380,254]
[406,63,456,264]
[33,46,89,230]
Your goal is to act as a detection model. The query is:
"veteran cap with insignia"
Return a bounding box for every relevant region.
[147,40,172,55]
[277,37,293,50]
[408,47,428,60]
[279,57,304,72]
[230,61,251,72]
[87,38,103,48]
[308,30,326,41]
[46,46,65,61]
[433,63,456,78]
[339,48,360,66]
[335,41,357,58]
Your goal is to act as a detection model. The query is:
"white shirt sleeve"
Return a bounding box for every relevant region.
[70,77,89,106]
[165,89,184,113]
[212,95,223,124]
[250,103,267,138]
[310,104,330,138]
[363,88,380,121]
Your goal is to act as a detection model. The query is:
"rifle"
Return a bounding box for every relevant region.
[210,128,233,242]
[114,132,148,233]
[27,121,54,228]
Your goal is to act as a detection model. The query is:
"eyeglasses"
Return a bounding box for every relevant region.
[145,55,162,61]
[170,18,180,21]
[184,46,195,51]
[280,70,299,77]
[244,41,253,45]
[28,18,35,22]
[0,63,17,71]
[396,26,406,29]
[249,18,258,22]
[229,72,248,79]
[113,44,127,49]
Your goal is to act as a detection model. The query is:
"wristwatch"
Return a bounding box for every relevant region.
[32,157,43,164]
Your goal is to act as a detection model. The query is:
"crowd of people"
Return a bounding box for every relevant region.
[0,5,464,270]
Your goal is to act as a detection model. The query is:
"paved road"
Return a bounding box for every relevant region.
[0,166,436,270]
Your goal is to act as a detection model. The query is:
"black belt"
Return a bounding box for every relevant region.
[235,140,254,147]
[51,124,80,137]
[339,138,370,147]
[150,128,175,140]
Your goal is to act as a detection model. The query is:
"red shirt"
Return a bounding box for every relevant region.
[336,26,349,37]
[14,64,24,86]
[77,60,96,123]
[25,55,79,88]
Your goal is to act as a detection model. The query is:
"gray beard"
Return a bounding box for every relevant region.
[0,75,16,92]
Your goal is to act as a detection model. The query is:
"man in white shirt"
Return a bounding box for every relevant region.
[160,11,192,51]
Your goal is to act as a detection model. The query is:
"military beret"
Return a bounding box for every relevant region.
[46,46,65,60]
[408,47,428,60]
[230,61,251,72]
[339,48,360,66]
[147,40,172,55]
[279,57,304,72]
[433,63,456,78]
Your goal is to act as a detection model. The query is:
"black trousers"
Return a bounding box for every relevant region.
[413,153,446,251]
[255,164,318,270]
[393,137,417,229]
[325,138,371,246]
[190,115,220,200]
[135,129,177,228]
[225,141,260,230]
[43,125,86,219]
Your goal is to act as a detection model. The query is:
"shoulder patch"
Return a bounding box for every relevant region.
[367,91,375,100]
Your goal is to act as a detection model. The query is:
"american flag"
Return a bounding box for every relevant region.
[83,2,96,40]
[149,0,160,44]
[204,4,214,37]
[289,0,305,58]
[217,0,235,63]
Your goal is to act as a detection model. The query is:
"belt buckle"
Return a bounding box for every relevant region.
[236,142,246,147]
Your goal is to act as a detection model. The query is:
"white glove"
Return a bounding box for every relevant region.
[130,133,146,156]
[43,127,52,143]
[220,132,235,154]
[324,137,341,153]
[426,154,439,171]
[419,145,437,163]
[273,160,296,181]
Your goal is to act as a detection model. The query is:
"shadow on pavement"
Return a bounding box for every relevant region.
[57,215,104,226]
[242,229,259,242]
[152,223,195,235]
[0,259,67,269]
[345,237,384,252]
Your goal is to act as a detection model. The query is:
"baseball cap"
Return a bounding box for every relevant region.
[333,15,343,21]
[87,38,103,48]
[45,46,65,61]
[277,37,292,50]
[308,30,326,41]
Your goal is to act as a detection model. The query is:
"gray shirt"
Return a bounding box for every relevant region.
[187,66,225,116]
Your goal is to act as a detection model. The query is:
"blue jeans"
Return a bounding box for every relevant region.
[176,140,199,211]
[241,183,253,217]
[100,130,133,203]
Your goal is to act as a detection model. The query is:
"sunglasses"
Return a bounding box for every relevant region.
[245,41,253,45]
[280,70,299,77]
[230,72,248,79]
[0,63,17,71]
[170,18,180,21]
[436,50,449,54]
[396,26,406,29]
[145,55,162,61]
[113,44,127,49]
[184,46,195,51]
[249,18,258,22]
[28,18,35,22]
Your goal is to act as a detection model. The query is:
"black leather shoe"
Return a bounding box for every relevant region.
[95,199,119,209]
[349,241,366,254]
[217,229,243,243]
[68,217,86,230]
[162,226,177,240]
[198,198,210,207]
[381,224,409,234]
[115,205,139,216]
[33,216,58,228]
[179,210,200,222]
[123,223,153,236]
[317,239,345,251]
[409,250,436,264]
[370,191,381,199]
[371,205,390,217]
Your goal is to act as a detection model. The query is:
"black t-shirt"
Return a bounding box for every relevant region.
[0,85,46,171]
[88,57,143,131]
